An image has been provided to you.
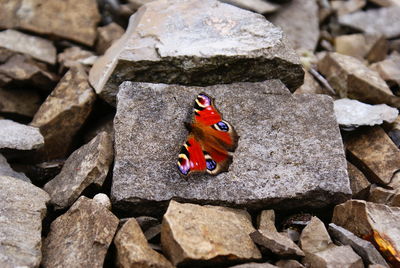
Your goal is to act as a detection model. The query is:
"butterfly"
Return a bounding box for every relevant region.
[177,93,238,177]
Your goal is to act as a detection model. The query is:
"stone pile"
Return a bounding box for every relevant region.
[0,0,399,267]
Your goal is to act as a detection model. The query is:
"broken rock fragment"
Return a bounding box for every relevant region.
[161,200,261,266]
[221,0,279,14]
[347,161,370,199]
[0,175,50,268]
[370,52,400,89]
[95,22,125,54]
[0,119,44,150]
[57,47,97,72]
[89,0,304,105]
[368,186,400,207]
[0,87,41,118]
[42,196,119,268]
[44,132,113,210]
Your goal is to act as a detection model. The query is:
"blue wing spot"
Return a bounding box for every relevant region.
[216,121,229,132]
[206,159,217,171]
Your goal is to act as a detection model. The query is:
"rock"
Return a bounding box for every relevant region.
[275,260,304,268]
[42,196,119,268]
[338,6,400,39]
[229,263,278,268]
[57,47,97,72]
[0,87,41,117]
[89,0,304,105]
[0,175,50,268]
[332,200,400,266]
[334,34,387,62]
[95,22,125,54]
[300,217,364,268]
[347,161,371,199]
[30,65,96,160]
[0,0,101,46]
[368,186,400,207]
[370,52,400,89]
[329,223,389,267]
[369,0,400,6]
[387,115,400,147]
[0,153,30,182]
[11,159,64,185]
[346,126,400,185]
[161,200,261,266]
[0,119,44,150]
[43,132,113,210]
[250,229,305,258]
[0,29,56,64]
[294,70,325,95]
[114,218,173,268]
[334,98,399,128]
[318,52,400,107]
[135,216,160,232]
[257,210,277,232]
[267,0,319,52]
[93,193,112,210]
[83,113,114,143]
[111,81,351,215]
[221,0,279,14]
[144,224,161,241]
[331,0,366,16]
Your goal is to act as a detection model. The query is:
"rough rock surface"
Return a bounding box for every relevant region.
[338,6,400,39]
[347,161,370,199]
[331,0,366,16]
[161,201,261,266]
[114,218,173,268]
[42,196,119,268]
[368,186,400,207]
[0,29,56,64]
[334,98,398,128]
[111,81,351,215]
[30,65,96,160]
[95,22,125,54]
[57,47,97,71]
[0,0,101,46]
[0,87,41,117]
[89,0,304,105]
[0,153,30,182]
[230,263,278,268]
[0,175,50,268]
[267,0,319,52]
[328,223,389,267]
[221,0,279,14]
[257,210,277,232]
[0,119,44,150]
[346,126,400,185]
[318,52,400,107]
[44,132,113,210]
[370,52,400,88]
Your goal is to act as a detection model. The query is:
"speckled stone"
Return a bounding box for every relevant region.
[0,119,44,151]
[111,80,351,215]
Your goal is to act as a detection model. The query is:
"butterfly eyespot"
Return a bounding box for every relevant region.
[204,155,217,171]
[196,94,211,108]
[178,154,190,175]
[213,121,229,132]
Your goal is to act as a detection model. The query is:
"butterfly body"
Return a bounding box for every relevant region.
[177,93,238,178]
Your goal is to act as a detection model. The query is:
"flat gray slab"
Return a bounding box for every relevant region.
[112,81,351,215]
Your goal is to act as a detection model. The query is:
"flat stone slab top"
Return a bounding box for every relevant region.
[112,81,351,215]
[89,0,304,105]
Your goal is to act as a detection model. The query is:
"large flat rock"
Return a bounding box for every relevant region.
[111,81,351,215]
[89,0,304,105]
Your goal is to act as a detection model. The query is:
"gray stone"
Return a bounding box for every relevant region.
[0,119,44,150]
[0,175,50,268]
[0,153,30,182]
[42,196,119,268]
[299,217,332,254]
[0,29,56,64]
[328,223,389,267]
[338,6,400,39]
[267,0,319,52]
[44,132,113,210]
[111,81,351,215]
[57,47,97,71]
[93,193,112,210]
[331,0,366,16]
[89,0,304,105]
[334,98,398,128]
[221,0,279,14]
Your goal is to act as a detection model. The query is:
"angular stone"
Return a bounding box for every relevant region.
[332,200,400,266]
[368,186,400,207]
[42,196,119,268]
[96,22,125,55]
[89,0,304,105]
[112,81,351,215]
[275,260,304,268]
[257,210,277,232]
[329,223,389,267]
[0,175,50,268]
[370,52,400,88]
[0,153,30,182]
[318,52,400,107]
[334,99,398,128]
[250,229,304,258]
[299,217,332,254]
[0,0,101,46]
[221,0,279,14]
[346,126,400,185]
[267,0,319,52]
[57,47,97,71]
[294,70,325,95]
[339,6,400,39]
[161,200,261,266]
[0,119,44,150]
[0,87,41,117]
[347,161,370,199]
[31,65,96,160]
[115,218,173,268]
[44,132,113,210]
[369,0,400,6]
[0,29,56,64]
[230,263,278,268]
[387,115,400,148]
[331,0,366,16]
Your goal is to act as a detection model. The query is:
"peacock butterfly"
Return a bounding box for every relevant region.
[177,93,238,177]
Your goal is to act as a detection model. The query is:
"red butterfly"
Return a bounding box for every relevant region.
[177,93,238,177]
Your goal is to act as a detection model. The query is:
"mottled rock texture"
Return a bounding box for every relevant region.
[0,87,41,118]
[0,175,49,268]
[0,119,44,150]
[221,0,279,14]
[89,0,303,105]
[112,81,351,215]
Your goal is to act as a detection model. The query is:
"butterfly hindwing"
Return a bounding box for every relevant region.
[177,93,238,177]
